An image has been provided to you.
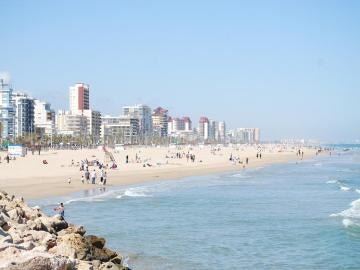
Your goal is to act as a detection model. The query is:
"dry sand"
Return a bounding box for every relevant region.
[0,145,317,200]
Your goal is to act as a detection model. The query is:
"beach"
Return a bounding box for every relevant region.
[0,144,318,200]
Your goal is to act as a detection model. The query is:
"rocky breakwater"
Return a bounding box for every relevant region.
[0,191,130,270]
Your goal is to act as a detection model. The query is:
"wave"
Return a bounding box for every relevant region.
[342,218,358,228]
[230,173,251,179]
[116,188,152,199]
[340,186,351,192]
[331,198,360,219]
[326,180,338,184]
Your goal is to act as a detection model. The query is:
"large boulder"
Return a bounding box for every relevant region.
[49,233,90,260]
[1,253,74,270]
[85,235,106,249]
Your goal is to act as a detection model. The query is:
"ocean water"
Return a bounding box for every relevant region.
[34,147,360,270]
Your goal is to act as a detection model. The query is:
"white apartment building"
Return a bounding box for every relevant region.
[0,74,15,139]
[34,99,55,136]
[198,117,210,141]
[56,110,88,137]
[229,128,260,144]
[122,104,152,136]
[101,115,139,145]
[13,92,35,138]
[69,83,90,112]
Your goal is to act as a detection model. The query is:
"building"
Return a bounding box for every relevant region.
[122,104,152,136]
[69,83,90,112]
[0,75,15,140]
[152,107,168,137]
[218,121,226,142]
[56,110,88,137]
[13,92,35,138]
[228,128,260,144]
[69,83,101,141]
[34,100,56,136]
[101,115,139,145]
[168,116,192,135]
[198,117,210,141]
[79,110,102,143]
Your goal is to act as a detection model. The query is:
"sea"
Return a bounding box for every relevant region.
[32,145,360,270]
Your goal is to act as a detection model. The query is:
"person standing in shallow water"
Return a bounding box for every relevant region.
[54,203,65,219]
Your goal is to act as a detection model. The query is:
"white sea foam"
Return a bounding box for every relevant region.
[356,189,360,194]
[343,218,356,228]
[333,198,360,219]
[340,186,351,191]
[314,163,323,167]
[230,173,250,179]
[116,188,151,199]
[326,180,338,184]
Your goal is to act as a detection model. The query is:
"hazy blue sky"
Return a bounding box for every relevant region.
[1,1,359,142]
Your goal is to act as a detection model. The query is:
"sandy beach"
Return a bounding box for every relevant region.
[0,145,318,200]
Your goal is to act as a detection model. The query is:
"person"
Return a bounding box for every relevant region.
[85,170,90,183]
[91,170,96,184]
[81,175,85,184]
[54,203,65,219]
[67,177,71,184]
[103,171,107,185]
[6,155,9,164]
[259,153,262,159]
[246,157,249,165]
[126,155,129,164]
[100,169,105,185]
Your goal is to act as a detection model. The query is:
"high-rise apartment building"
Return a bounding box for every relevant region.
[122,104,152,136]
[69,83,90,112]
[34,100,56,136]
[229,128,260,144]
[13,92,35,138]
[56,110,88,137]
[0,74,15,140]
[101,115,139,145]
[152,107,168,137]
[198,117,210,141]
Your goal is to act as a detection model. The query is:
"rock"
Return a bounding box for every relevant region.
[91,247,118,263]
[99,262,120,270]
[18,241,35,250]
[2,254,74,270]
[50,233,90,260]
[85,235,106,249]
[58,225,86,237]
[0,228,13,244]
[77,261,94,270]
[0,211,9,227]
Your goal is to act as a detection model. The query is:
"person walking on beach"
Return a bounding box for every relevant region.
[81,175,85,184]
[6,155,9,164]
[246,157,249,165]
[126,155,129,164]
[91,170,97,184]
[54,203,65,220]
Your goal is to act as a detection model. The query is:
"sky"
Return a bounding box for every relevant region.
[1,0,359,142]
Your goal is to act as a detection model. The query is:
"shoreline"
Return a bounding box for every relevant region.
[0,146,321,200]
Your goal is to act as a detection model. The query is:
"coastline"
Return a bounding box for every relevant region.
[0,146,320,200]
